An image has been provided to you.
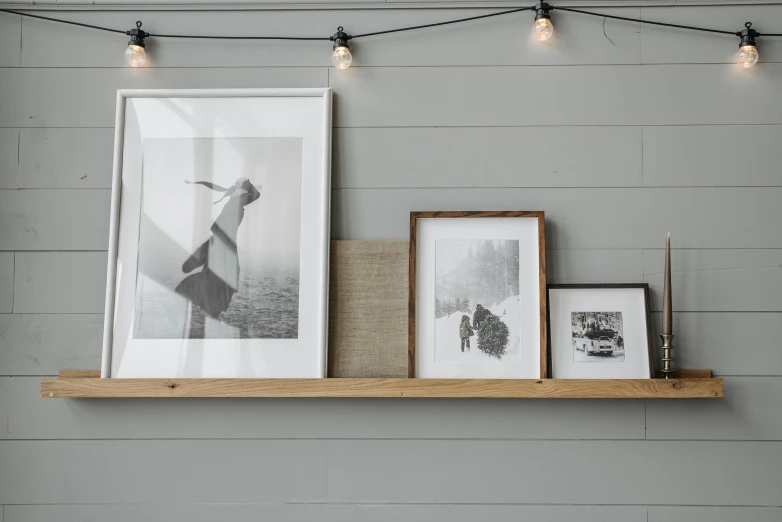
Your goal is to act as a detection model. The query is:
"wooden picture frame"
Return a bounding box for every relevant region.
[547,283,655,379]
[409,211,547,379]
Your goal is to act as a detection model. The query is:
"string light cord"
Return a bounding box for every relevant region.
[3,4,780,41]
[0,7,126,34]
[151,33,330,41]
[1,3,780,70]
[349,6,534,39]
[551,6,739,36]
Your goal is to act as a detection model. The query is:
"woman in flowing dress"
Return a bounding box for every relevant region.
[175,177,261,331]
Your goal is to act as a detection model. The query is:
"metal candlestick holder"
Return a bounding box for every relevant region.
[660,334,674,379]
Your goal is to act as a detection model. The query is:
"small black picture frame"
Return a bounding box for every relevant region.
[546,284,655,379]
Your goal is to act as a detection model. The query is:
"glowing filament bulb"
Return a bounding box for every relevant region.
[737,44,758,68]
[332,45,352,70]
[533,18,554,41]
[125,44,147,67]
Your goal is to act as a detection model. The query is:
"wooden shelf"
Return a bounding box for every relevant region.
[41,370,723,399]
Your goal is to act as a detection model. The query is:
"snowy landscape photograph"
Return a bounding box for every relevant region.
[434,239,521,363]
[571,311,625,362]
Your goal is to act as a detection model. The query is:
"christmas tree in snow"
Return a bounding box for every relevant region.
[477,313,510,359]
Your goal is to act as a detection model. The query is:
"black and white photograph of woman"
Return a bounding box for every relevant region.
[132,137,303,340]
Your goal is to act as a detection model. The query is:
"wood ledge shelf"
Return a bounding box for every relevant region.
[42,370,723,399]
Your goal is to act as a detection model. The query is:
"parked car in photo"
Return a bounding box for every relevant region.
[574,335,616,356]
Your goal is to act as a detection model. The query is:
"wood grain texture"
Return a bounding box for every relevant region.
[6,376,646,440]
[59,370,101,378]
[408,213,417,378]
[328,241,408,378]
[39,377,723,399]
[408,212,547,378]
[58,368,700,381]
[655,369,711,379]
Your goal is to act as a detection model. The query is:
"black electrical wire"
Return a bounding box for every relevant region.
[349,6,535,39]
[0,8,127,34]
[552,6,739,36]
[0,4,780,42]
[151,33,330,41]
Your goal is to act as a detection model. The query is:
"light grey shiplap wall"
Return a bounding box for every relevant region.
[1,2,782,520]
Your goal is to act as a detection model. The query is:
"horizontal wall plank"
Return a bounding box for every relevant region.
[648,507,782,522]
[651,312,782,376]
[0,129,114,189]
[0,314,103,376]
[15,188,782,251]
[20,8,642,68]
[640,6,782,65]
[644,248,782,273]
[332,188,782,248]
[0,68,326,127]
[0,190,109,250]
[547,249,644,283]
[3,504,647,522]
[13,252,106,313]
[330,65,782,128]
[5,378,646,440]
[0,440,326,504]
[644,249,782,311]
[0,252,13,313]
[334,127,643,188]
[0,13,20,67]
[643,126,782,187]
[5,248,645,316]
[646,377,782,440]
[327,440,782,505]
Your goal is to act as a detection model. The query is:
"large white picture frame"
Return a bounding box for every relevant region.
[102,88,332,378]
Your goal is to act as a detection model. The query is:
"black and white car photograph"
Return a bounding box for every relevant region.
[571,311,625,363]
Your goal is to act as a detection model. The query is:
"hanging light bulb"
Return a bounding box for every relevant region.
[331,26,352,70]
[533,2,554,42]
[737,22,759,68]
[125,21,148,67]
